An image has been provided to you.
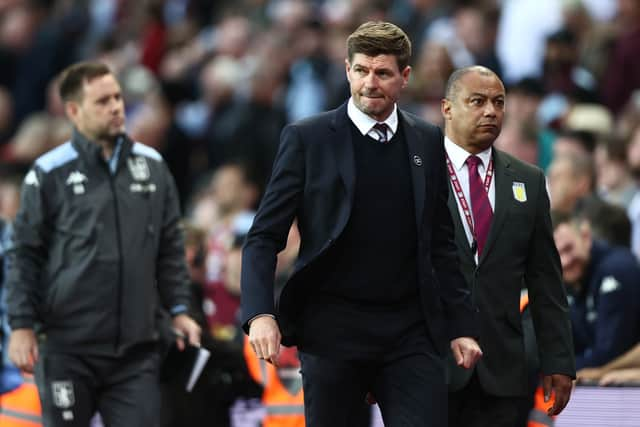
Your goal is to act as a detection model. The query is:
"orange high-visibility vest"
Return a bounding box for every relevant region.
[0,375,42,427]
[527,386,555,426]
[243,336,305,427]
[521,291,556,427]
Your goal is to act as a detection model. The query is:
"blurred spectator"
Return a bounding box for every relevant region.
[628,123,640,259]
[285,18,330,122]
[594,134,639,209]
[160,222,258,427]
[0,217,20,395]
[128,95,173,152]
[577,343,640,385]
[628,123,640,179]
[503,77,558,169]
[564,103,614,136]
[616,90,640,138]
[505,78,546,127]
[574,195,632,249]
[425,2,501,76]
[547,151,595,213]
[5,1,86,125]
[496,0,563,83]
[388,0,447,56]
[203,161,258,341]
[0,216,42,427]
[0,112,71,165]
[187,180,221,231]
[160,222,216,427]
[561,0,609,81]
[552,211,640,369]
[0,164,24,221]
[552,128,596,158]
[0,86,13,144]
[580,0,618,21]
[407,39,454,125]
[601,0,640,114]
[494,120,539,165]
[542,29,597,101]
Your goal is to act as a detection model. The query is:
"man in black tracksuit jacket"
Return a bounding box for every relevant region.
[5,61,201,427]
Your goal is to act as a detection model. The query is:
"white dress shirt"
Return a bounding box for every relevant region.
[444,136,495,261]
[347,97,398,142]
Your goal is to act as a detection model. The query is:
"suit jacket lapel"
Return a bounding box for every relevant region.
[329,103,356,205]
[479,150,512,264]
[400,111,426,233]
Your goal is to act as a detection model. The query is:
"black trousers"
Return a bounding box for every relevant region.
[448,372,528,427]
[298,334,446,427]
[35,343,160,427]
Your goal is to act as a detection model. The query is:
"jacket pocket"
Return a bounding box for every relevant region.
[504,308,524,336]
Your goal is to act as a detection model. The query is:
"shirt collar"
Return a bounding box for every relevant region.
[347,97,398,136]
[444,136,492,171]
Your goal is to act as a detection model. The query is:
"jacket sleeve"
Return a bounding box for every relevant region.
[240,124,304,333]
[430,127,478,340]
[156,162,191,315]
[6,168,50,330]
[526,172,576,377]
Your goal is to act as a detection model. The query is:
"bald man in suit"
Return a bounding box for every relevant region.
[441,66,575,427]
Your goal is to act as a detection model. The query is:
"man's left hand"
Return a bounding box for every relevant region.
[172,313,202,351]
[542,374,573,416]
[450,337,483,369]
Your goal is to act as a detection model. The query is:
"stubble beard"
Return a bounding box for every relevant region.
[355,95,387,120]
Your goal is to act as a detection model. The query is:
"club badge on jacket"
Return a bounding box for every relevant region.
[512,182,527,202]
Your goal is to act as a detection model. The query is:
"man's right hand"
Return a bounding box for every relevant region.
[8,328,38,373]
[248,315,281,366]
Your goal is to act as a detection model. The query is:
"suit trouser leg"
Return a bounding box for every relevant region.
[298,352,371,427]
[373,349,446,427]
[35,352,97,427]
[299,342,445,427]
[448,372,527,427]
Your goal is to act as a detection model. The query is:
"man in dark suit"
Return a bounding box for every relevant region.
[241,21,482,427]
[441,66,576,427]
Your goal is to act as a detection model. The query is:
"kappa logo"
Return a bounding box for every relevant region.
[51,381,75,408]
[127,156,150,181]
[66,171,88,195]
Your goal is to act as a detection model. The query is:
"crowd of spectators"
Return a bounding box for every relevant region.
[1,0,640,425]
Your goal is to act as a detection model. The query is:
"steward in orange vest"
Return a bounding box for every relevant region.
[0,375,42,427]
[243,336,304,427]
[521,292,556,427]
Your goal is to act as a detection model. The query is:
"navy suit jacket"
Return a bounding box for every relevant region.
[241,102,477,355]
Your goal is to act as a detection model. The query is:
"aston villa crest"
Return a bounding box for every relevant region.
[512,182,527,202]
[52,381,75,408]
[127,156,150,181]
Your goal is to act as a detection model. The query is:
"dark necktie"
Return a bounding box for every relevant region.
[466,155,493,256]
[372,123,389,143]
